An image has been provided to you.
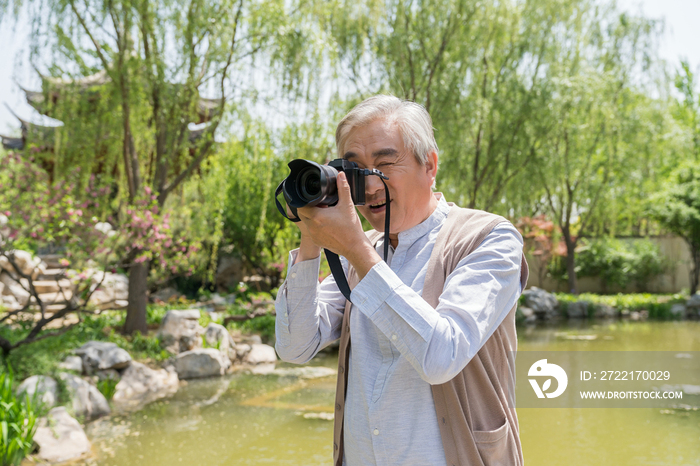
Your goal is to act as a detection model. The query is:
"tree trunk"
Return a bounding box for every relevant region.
[562,227,577,295]
[124,260,150,335]
[690,244,700,296]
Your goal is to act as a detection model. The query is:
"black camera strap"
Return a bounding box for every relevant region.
[275,173,391,304]
[324,178,390,303]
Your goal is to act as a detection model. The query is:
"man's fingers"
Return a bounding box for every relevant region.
[336,172,352,206]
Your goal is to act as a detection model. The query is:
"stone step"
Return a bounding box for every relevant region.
[37,254,65,269]
[38,268,67,280]
[32,279,73,294]
[35,290,74,303]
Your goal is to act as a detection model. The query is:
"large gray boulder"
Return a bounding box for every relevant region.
[670,303,687,318]
[33,407,91,463]
[16,375,58,409]
[158,309,204,354]
[75,341,132,375]
[174,348,230,379]
[521,287,559,319]
[204,323,237,361]
[59,355,84,373]
[244,344,278,365]
[112,362,179,412]
[566,301,590,318]
[58,373,111,420]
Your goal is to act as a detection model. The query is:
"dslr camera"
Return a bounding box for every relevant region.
[276,158,387,220]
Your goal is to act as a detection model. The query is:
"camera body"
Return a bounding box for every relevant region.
[282,158,367,210]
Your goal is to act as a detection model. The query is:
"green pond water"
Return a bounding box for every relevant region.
[86,320,700,466]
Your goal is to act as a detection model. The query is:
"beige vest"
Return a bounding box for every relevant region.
[332,204,529,466]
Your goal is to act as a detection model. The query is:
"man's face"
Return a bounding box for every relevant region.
[341,118,438,238]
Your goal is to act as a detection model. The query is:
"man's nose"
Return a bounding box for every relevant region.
[364,173,384,198]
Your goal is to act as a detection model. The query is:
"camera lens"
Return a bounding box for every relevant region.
[299,169,322,200]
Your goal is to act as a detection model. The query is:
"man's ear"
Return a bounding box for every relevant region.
[425,150,439,185]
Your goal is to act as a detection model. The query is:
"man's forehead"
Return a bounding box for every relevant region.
[343,147,399,160]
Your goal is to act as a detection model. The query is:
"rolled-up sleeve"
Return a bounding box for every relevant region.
[350,223,524,384]
[274,250,347,364]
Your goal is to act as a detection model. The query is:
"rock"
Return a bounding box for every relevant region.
[33,407,91,463]
[250,363,276,375]
[594,304,617,318]
[174,348,230,379]
[519,306,534,318]
[112,362,179,412]
[687,293,700,309]
[204,323,236,361]
[566,301,590,318]
[271,366,337,379]
[75,341,132,375]
[87,272,129,309]
[150,287,182,303]
[209,293,227,309]
[0,272,30,306]
[158,309,204,354]
[215,254,244,293]
[301,412,334,421]
[16,375,58,408]
[0,250,45,278]
[1,294,20,311]
[247,334,263,345]
[59,355,84,373]
[235,343,252,360]
[670,304,687,318]
[96,369,120,382]
[58,373,111,420]
[630,311,641,321]
[521,287,558,319]
[244,344,278,365]
[244,274,272,292]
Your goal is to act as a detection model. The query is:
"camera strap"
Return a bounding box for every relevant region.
[324,178,390,303]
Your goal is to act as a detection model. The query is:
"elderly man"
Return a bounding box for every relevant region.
[275,95,528,466]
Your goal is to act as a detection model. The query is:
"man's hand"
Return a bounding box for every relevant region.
[295,172,382,279]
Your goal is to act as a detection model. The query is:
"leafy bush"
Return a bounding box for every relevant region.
[550,237,667,291]
[553,292,686,319]
[0,367,38,466]
[96,377,118,401]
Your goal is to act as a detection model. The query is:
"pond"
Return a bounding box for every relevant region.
[87,320,700,466]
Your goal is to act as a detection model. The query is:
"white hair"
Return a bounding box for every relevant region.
[335,95,439,165]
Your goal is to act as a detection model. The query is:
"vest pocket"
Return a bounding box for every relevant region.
[473,419,516,465]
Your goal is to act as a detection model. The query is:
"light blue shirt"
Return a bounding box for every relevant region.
[275,195,525,466]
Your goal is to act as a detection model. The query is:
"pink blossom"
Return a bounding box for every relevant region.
[144,186,152,195]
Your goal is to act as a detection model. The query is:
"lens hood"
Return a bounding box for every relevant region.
[283,159,339,208]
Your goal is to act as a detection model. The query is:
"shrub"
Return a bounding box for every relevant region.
[549,237,667,292]
[0,367,38,466]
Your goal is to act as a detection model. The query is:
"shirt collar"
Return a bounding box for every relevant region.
[396,193,450,247]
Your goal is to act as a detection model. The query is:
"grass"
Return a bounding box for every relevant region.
[0,367,38,466]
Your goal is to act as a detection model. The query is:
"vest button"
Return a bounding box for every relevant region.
[334,443,338,451]
[336,403,341,411]
[339,366,344,374]
[442,417,446,425]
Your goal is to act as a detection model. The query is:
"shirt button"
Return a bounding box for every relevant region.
[290,272,297,279]
[391,334,397,341]
[373,429,379,436]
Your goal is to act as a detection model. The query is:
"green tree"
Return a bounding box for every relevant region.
[11,0,325,333]
[650,165,700,295]
[531,6,659,294]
